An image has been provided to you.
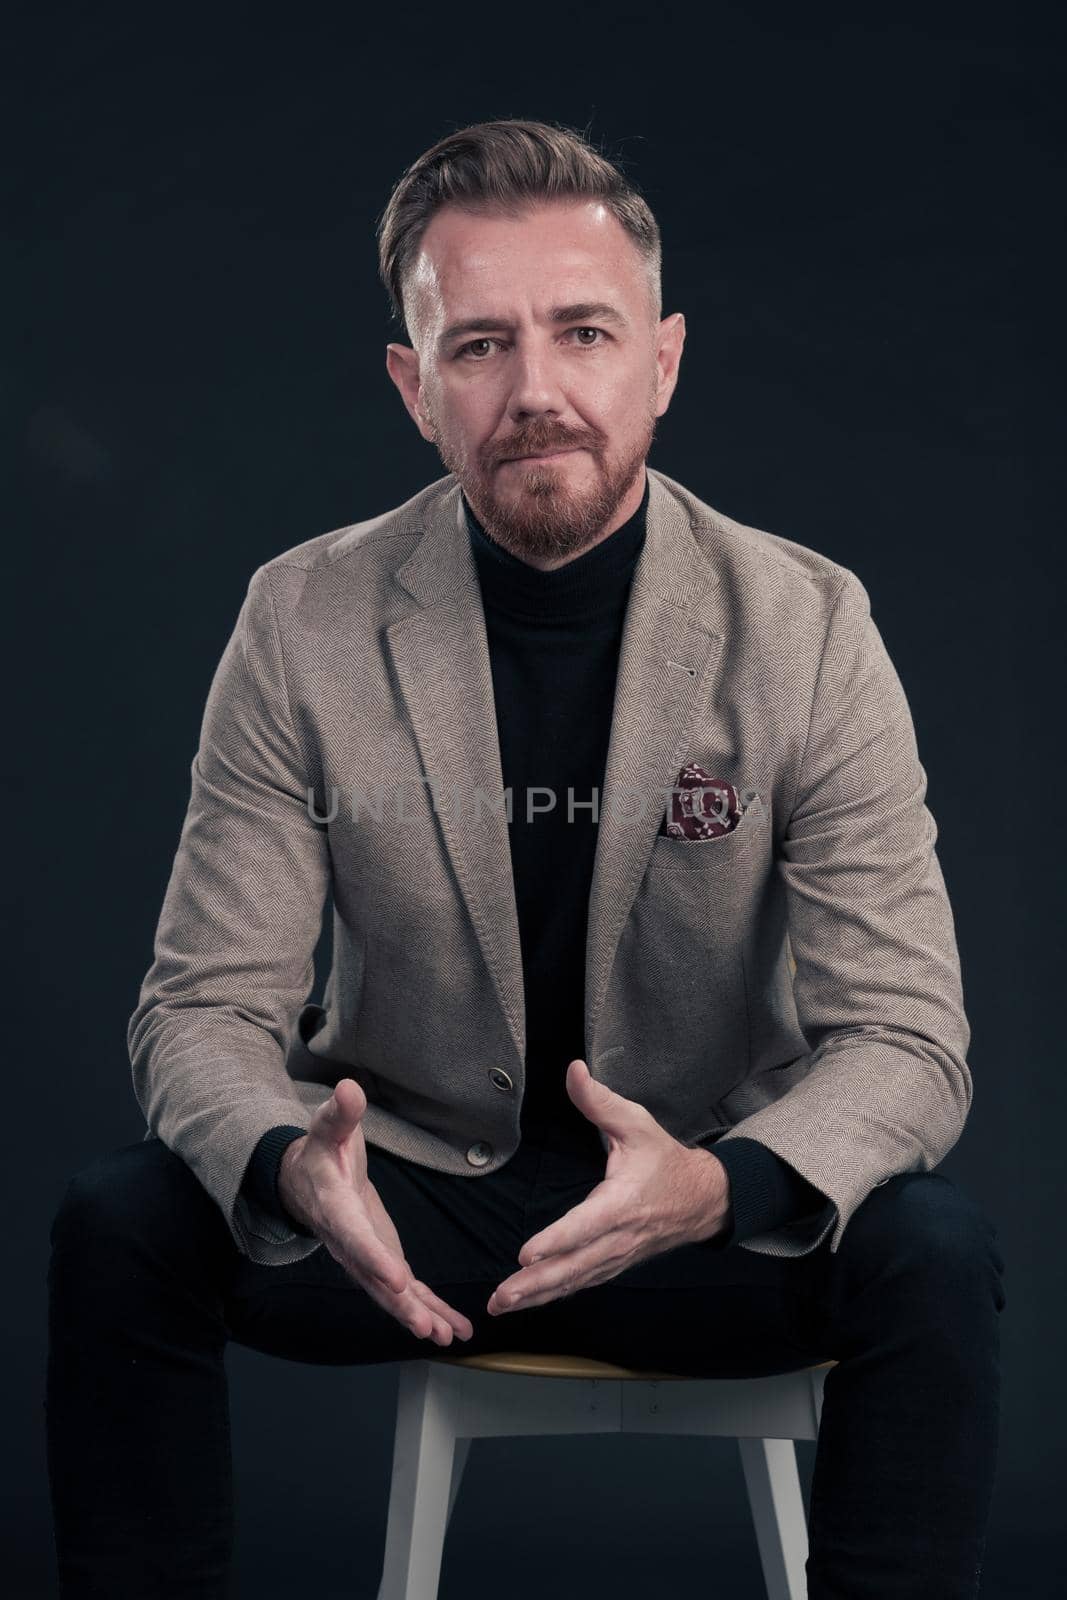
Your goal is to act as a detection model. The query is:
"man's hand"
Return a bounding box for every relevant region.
[487,1059,731,1316]
[278,1078,474,1346]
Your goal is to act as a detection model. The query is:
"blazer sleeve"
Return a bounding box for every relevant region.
[714,568,972,1257]
[127,563,330,1266]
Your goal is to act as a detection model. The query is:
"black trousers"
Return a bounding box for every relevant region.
[45,1128,1005,1598]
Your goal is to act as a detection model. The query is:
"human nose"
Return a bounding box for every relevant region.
[504,338,568,422]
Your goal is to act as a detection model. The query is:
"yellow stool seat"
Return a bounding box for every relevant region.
[434,1347,837,1382]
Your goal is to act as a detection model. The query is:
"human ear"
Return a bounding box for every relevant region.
[385,343,435,443]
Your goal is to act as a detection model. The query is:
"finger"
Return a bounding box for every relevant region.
[566,1059,647,1142]
[311,1078,366,1148]
[346,1183,469,1340]
[518,1184,632,1265]
[354,1189,471,1338]
[395,1283,463,1344]
[490,1259,620,1315]
[341,1251,455,1343]
[329,1205,412,1296]
[332,1226,461,1351]
[400,1293,454,1343]
[491,1237,631,1313]
[410,1278,474,1341]
[374,1278,449,1342]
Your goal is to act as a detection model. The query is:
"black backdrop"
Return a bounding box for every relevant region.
[9,4,1063,1595]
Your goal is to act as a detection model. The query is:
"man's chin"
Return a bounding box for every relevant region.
[479,486,589,533]
[479,517,605,565]
[457,453,641,561]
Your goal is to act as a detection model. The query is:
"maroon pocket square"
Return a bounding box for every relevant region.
[660,763,751,840]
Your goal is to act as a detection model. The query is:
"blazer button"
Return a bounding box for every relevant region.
[488,1069,513,1092]
[466,1141,494,1166]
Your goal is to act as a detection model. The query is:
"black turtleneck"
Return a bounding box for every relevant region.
[239,471,828,1250]
[465,474,650,1155]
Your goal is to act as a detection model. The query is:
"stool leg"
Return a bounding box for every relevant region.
[737,1436,809,1600]
[376,1365,459,1600]
[446,1436,472,1531]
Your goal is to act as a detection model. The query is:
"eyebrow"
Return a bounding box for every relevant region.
[439,301,630,348]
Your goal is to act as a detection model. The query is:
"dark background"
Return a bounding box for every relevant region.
[8,2,1063,1594]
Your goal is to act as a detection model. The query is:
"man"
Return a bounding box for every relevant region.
[47,119,1005,1597]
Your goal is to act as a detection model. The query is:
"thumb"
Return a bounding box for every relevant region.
[313,1077,367,1146]
[565,1058,639,1142]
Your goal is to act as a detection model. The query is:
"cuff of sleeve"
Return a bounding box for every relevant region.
[240,1125,316,1238]
[710,1136,828,1246]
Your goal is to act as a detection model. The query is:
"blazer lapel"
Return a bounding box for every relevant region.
[386,486,526,1066]
[384,467,726,1075]
[583,470,725,1058]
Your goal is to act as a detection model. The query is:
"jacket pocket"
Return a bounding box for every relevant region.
[647,800,770,870]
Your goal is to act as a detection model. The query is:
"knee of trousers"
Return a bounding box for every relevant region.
[49,1137,227,1264]
[835,1170,1007,1322]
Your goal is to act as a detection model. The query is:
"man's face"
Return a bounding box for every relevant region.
[385,199,685,565]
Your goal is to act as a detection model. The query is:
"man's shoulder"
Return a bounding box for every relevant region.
[655,468,858,614]
[255,475,452,579]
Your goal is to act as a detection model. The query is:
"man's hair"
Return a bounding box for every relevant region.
[376,117,662,347]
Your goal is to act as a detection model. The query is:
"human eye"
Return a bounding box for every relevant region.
[456,326,610,360]
[568,326,609,347]
[456,337,500,360]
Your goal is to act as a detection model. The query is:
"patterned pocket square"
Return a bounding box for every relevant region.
[661,763,755,840]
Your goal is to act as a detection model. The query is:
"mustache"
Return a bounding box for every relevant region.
[492,435,599,462]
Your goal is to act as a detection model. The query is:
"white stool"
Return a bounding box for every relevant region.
[376,1349,836,1600]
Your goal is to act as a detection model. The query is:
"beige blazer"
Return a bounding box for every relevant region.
[128,466,972,1267]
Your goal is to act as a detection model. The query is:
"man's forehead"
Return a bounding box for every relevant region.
[409,202,642,334]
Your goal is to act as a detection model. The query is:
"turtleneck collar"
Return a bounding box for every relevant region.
[462,471,649,622]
